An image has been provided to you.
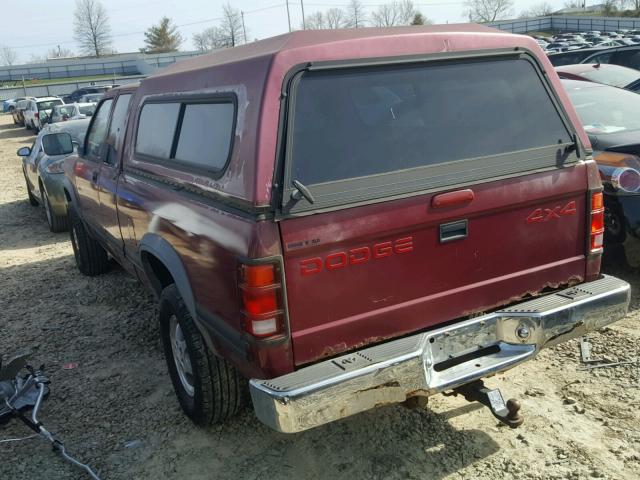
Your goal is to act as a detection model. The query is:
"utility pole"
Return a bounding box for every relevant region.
[21,75,27,96]
[301,0,306,29]
[57,44,61,57]
[241,11,247,43]
[285,1,292,32]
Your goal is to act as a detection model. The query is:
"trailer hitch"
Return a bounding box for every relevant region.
[451,380,524,428]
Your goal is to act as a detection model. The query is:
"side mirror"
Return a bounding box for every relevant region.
[17,146,31,157]
[42,133,74,156]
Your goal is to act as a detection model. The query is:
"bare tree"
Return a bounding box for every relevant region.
[325,8,346,29]
[372,1,418,27]
[345,0,367,28]
[193,3,245,51]
[304,12,326,29]
[465,0,514,22]
[48,46,75,58]
[73,0,112,57]
[563,0,583,8]
[219,3,245,47]
[520,1,554,16]
[0,46,18,66]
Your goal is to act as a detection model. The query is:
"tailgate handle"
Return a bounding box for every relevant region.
[432,189,475,208]
[440,220,468,243]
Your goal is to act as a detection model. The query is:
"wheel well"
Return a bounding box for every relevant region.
[141,252,175,296]
[63,188,72,202]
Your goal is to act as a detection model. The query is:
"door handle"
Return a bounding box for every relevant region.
[432,189,475,208]
[439,219,468,243]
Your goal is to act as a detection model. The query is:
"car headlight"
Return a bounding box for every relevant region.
[44,159,65,174]
[594,152,640,193]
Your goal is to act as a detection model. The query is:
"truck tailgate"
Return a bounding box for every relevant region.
[280,165,588,366]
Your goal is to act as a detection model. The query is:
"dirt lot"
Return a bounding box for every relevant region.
[0,113,638,480]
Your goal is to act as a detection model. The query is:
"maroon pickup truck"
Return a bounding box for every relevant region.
[63,25,630,433]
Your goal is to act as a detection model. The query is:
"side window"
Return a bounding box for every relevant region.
[590,52,614,64]
[85,99,113,159]
[135,103,180,158]
[174,103,235,170]
[135,98,236,175]
[616,49,640,69]
[107,94,132,155]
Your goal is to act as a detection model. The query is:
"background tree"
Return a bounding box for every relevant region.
[372,1,418,26]
[48,46,75,58]
[563,0,584,8]
[345,0,367,27]
[142,16,183,53]
[520,1,554,16]
[304,12,327,29]
[325,8,346,29]
[0,46,18,66]
[219,3,244,47]
[73,0,112,57]
[465,0,514,22]
[411,12,426,24]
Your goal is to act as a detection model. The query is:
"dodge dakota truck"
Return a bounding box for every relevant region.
[62,25,631,433]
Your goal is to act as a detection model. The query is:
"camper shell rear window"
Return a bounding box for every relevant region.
[283,53,577,214]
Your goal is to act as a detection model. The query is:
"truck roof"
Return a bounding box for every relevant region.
[153,24,511,77]
[133,25,588,206]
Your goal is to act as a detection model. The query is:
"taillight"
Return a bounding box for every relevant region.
[239,261,285,339]
[34,112,39,119]
[590,191,604,253]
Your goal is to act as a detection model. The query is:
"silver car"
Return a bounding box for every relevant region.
[17,119,90,232]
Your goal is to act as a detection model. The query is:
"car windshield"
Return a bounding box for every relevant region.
[79,105,96,116]
[578,66,640,87]
[37,100,62,111]
[565,83,640,134]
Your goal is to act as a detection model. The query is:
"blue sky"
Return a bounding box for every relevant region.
[2,0,567,63]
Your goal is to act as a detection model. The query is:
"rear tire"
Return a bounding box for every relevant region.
[43,188,69,232]
[159,284,248,426]
[68,204,109,276]
[25,121,31,130]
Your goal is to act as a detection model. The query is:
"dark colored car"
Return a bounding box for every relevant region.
[556,63,640,92]
[62,27,629,433]
[563,79,640,267]
[63,85,112,104]
[580,44,640,70]
[548,47,610,66]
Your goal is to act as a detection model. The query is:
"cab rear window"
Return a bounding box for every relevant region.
[285,56,575,212]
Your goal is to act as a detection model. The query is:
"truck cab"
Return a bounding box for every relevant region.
[63,25,630,433]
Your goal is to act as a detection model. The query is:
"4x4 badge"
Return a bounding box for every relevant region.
[526,201,577,223]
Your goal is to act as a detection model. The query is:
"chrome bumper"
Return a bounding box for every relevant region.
[250,275,630,433]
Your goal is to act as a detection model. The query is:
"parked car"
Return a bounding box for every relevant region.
[78,93,103,103]
[581,44,640,70]
[62,27,629,433]
[3,98,18,113]
[23,97,64,132]
[49,103,96,123]
[17,119,90,232]
[563,79,640,266]
[548,47,609,66]
[555,63,640,92]
[63,86,112,104]
[11,99,32,126]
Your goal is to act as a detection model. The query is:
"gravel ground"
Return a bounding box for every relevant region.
[0,113,639,480]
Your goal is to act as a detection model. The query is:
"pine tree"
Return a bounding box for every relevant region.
[142,17,183,53]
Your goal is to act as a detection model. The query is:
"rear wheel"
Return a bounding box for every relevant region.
[25,121,31,130]
[68,204,109,276]
[159,284,248,426]
[43,188,69,232]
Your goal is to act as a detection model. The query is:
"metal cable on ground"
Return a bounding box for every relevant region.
[0,434,38,444]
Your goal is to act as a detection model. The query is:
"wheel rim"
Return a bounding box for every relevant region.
[169,315,195,397]
[71,223,80,255]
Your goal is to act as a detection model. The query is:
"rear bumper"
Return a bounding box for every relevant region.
[250,275,630,433]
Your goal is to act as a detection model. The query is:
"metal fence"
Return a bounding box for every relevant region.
[488,15,640,34]
[0,75,145,101]
[0,51,201,83]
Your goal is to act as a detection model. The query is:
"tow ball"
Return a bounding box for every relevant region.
[450,380,524,428]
